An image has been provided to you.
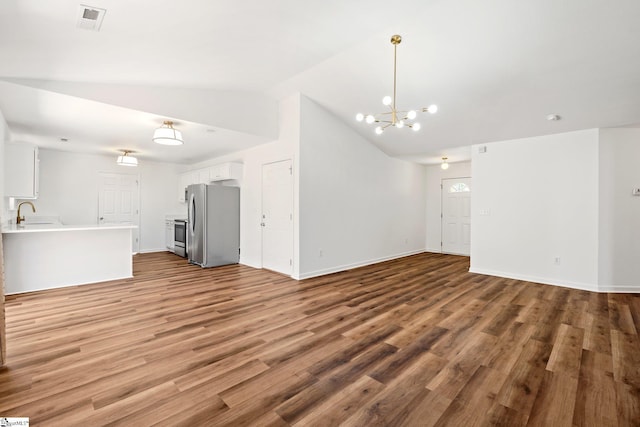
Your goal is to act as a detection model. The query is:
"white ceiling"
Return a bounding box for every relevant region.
[1,0,640,165]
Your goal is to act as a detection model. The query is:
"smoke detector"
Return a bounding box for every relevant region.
[76,5,106,31]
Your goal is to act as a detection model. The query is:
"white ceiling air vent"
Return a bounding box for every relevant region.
[76,5,106,31]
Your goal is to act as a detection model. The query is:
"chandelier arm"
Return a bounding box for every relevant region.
[393,41,397,115]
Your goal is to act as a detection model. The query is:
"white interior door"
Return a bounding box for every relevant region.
[442,177,471,255]
[98,172,140,253]
[262,160,293,275]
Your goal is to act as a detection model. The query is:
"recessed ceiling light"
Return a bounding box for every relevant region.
[546,114,561,121]
[60,137,69,142]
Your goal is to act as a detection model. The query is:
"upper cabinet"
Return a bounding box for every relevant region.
[210,162,243,181]
[178,162,243,203]
[178,162,242,203]
[5,142,39,199]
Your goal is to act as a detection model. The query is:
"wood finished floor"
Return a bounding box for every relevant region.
[1,252,639,426]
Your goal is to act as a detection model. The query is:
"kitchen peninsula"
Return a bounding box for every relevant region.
[2,223,137,294]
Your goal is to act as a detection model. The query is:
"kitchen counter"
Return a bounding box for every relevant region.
[2,224,137,294]
[1,223,137,234]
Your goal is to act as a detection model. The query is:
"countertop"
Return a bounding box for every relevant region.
[2,223,138,234]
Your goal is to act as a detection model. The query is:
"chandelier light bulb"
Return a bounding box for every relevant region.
[365,115,375,124]
[407,110,417,120]
[356,113,364,122]
[412,123,421,131]
[382,96,392,106]
[375,126,383,135]
[427,104,438,114]
[396,120,404,128]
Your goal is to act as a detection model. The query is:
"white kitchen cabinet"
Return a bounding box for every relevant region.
[165,220,175,251]
[5,142,39,199]
[178,172,192,203]
[178,164,241,202]
[178,168,212,202]
[209,162,243,181]
[195,168,210,184]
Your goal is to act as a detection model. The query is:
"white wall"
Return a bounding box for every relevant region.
[297,96,427,278]
[189,94,427,280]
[598,128,640,291]
[0,110,8,226]
[189,93,300,272]
[30,149,184,252]
[425,161,472,252]
[470,129,600,291]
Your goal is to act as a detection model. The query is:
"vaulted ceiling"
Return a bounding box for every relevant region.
[1,0,639,164]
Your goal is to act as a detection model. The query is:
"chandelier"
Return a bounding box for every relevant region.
[356,35,437,134]
[153,121,183,145]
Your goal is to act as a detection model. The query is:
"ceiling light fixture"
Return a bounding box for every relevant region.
[441,157,449,170]
[116,150,138,167]
[153,121,183,145]
[356,35,437,135]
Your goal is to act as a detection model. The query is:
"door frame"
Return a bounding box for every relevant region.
[260,158,294,275]
[98,171,141,254]
[441,176,471,255]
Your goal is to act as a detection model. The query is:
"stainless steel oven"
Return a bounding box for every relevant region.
[174,219,187,257]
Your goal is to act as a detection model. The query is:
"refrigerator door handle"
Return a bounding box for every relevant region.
[189,192,196,235]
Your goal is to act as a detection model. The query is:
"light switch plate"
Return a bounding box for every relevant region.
[633,188,640,196]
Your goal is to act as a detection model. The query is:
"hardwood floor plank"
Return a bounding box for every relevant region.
[291,375,384,427]
[432,365,509,427]
[527,370,579,427]
[572,350,618,427]
[275,342,397,424]
[341,352,449,427]
[545,323,584,378]
[497,338,552,414]
[610,329,640,387]
[0,251,638,425]
[614,381,640,427]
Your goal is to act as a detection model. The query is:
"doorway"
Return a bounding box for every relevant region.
[98,172,140,254]
[441,177,471,256]
[261,159,293,275]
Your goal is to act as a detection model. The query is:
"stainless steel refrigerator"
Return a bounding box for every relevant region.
[187,184,240,268]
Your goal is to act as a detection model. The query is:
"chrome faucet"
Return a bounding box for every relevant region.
[16,201,36,225]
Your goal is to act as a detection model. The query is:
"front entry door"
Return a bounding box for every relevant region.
[261,160,293,275]
[98,172,140,253]
[441,177,471,255]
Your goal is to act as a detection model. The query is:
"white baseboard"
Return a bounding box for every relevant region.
[138,248,170,254]
[297,249,425,280]
[468,267,599,293]
[598,285,640,293]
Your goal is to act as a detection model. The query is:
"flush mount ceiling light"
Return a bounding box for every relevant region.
[153,121,183,145]
[356,35,438,135]
[441,157,449,170]
[116,150,138,167]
